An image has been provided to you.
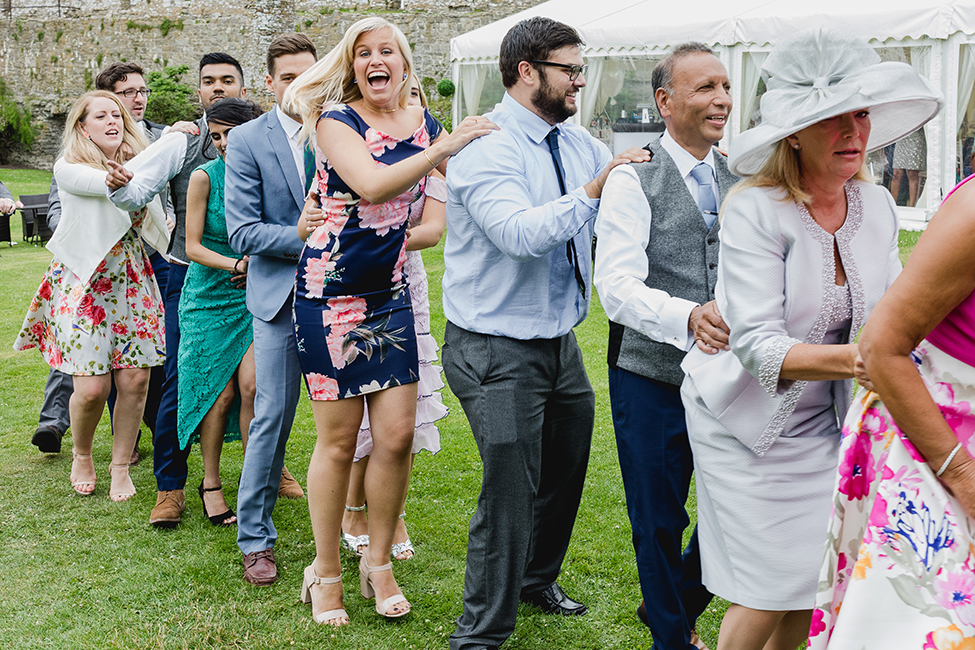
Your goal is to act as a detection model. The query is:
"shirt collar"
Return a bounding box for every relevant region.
[275,105,303,141]
[660,129,715,181]
[501,92,564,145]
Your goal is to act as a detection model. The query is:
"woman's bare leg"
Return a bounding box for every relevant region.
[716,604,786,650]
[907,169,920,207]
[199,375,236,524]
[763,610,812,650]
[392,454,416,559]
[343,456,370,552]
[362,383,417,611]
[109,368,150,500]
[306,395,364,622]
[69,373,112,493]
[236,343,256,451]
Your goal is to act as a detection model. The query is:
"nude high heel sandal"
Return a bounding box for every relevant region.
[300,564,349,626]
[359,555,410,618]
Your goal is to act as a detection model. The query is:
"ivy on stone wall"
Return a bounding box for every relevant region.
[0,77,36,163]
[145,65,201,125]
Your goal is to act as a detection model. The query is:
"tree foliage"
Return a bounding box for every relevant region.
[0,76,36,159]
[145,65,200,125]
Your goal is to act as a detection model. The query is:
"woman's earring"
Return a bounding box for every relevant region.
[353,77,357,84]
[403,73,407,80]
[792,143,800,150]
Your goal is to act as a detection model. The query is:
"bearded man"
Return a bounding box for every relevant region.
[442,16,650,650]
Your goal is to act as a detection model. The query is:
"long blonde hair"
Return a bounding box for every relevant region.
[284,17,414,144]
[723,138,872,212]
[62,90,149,170]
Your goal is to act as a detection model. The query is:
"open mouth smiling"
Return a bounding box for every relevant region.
[368,71,390,89]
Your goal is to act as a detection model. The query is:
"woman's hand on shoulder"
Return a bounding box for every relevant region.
[297,190,323,242]
[432,114,499,160]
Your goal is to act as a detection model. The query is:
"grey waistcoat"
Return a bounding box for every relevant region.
[613,137,738,386]
[168,116,216,262]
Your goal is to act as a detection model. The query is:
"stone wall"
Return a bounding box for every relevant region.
[0,0,535,168]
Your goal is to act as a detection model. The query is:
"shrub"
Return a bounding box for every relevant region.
[436,78,455,98]
[145,65,200,125]
[0,77,36,162]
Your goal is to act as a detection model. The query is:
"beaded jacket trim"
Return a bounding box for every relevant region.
[751,182,863,456]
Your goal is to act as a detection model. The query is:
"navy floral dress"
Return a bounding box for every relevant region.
[293,103,442,401]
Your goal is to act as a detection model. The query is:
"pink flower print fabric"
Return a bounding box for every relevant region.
[293,103,442,400]
[809,341,975,649]
[14,228,165,374]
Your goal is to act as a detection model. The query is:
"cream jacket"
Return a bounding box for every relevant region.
[681,180,901,455]
[48,157,169,283]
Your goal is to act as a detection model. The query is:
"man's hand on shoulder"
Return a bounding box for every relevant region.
[689,300,730,354]
[585,147,652,199]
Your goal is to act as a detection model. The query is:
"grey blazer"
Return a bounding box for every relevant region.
[225,110,306,322]
[681,181,902,456]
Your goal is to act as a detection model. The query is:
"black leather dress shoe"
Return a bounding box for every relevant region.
[32,425,64,454]
[520,583,587,616]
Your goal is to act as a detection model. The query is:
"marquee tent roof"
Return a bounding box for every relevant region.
[450,0,975,61]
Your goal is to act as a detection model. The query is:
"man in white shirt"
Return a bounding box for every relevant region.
[593,42,736,650]
[224,33,317,587]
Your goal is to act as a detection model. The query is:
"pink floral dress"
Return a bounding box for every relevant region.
[14,209,165,374]
[354,175,449,458]
[810,178,975,649]
[293,104,442,401]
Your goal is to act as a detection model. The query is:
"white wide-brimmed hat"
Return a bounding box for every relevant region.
[729,28,943,177]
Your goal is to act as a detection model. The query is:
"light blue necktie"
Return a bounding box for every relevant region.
[690,162,718,229]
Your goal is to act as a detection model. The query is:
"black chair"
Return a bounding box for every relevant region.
[0,210,11,246]
[18,193,50,244]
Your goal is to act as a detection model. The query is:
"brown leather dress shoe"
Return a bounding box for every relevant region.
[149,489,186,529]
[243,548,278,586]
[279,466,304,499]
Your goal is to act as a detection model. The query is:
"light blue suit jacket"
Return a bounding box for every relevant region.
[225,110,306,322]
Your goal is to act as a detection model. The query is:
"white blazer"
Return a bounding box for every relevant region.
[681,180,901,455]
[48,157,169,283]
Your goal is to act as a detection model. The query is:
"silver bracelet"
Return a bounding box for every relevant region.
[936,442,964,477]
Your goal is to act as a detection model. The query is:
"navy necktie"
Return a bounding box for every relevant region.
[545,128,587,298]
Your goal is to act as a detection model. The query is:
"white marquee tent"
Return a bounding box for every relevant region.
[450,0,975,225]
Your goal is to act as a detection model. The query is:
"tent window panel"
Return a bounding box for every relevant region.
[956,44,975,183]
[457,65,504,121]
[591,55,665,154]
[875,45,932,207]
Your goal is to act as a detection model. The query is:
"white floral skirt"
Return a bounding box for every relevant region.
[810,341,975,649]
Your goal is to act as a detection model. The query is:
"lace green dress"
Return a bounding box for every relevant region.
[176,156,251,449]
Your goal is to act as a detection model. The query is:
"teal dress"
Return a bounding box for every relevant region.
[176,156,251,449]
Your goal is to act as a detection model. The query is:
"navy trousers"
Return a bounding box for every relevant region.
[609,366,712,650]
[153,261,191,491]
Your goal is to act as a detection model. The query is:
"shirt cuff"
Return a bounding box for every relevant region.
[661,297,698,351]
[568,186,599,211]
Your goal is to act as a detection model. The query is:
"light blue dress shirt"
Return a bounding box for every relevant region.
[444,93,613,340]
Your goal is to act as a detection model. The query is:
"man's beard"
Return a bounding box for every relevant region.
[530,69,575,124]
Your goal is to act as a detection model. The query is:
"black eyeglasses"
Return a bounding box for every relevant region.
[115,88,152,99]
[529,60,588,82]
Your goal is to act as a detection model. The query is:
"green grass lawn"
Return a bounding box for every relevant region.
[0,168,918,649]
